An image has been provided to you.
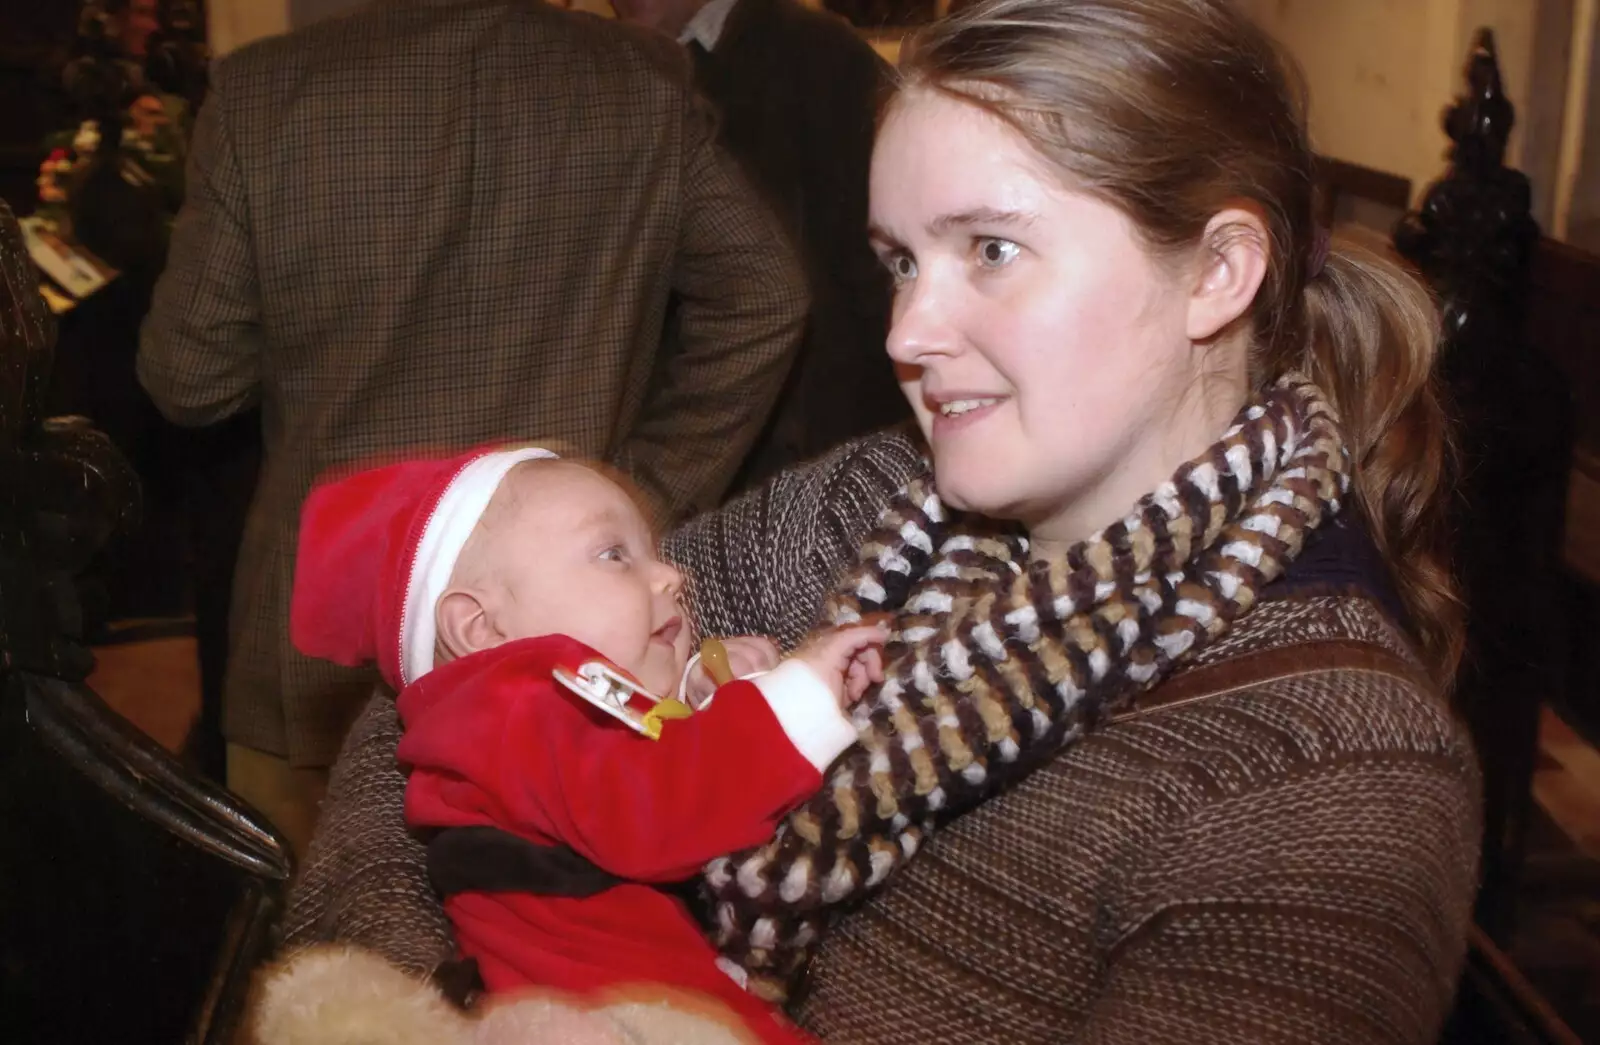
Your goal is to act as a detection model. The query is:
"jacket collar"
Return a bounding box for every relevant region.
[678,0,740,51]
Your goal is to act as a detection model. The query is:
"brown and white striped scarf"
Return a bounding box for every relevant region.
[703,373,1352,1000]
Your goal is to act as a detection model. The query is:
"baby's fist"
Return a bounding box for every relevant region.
[792,624,890,708]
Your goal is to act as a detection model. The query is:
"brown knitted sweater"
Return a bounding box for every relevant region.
[280,431,1480,1044]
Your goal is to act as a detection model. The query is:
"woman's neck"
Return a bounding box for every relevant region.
[1026,368,1250,558]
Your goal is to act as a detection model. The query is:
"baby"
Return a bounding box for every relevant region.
[290,445,884,1045]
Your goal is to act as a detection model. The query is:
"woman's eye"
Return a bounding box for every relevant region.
[975,237,1020,268]
[884,252,918,283]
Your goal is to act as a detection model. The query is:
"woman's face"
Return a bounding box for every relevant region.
[870,90,1227,547]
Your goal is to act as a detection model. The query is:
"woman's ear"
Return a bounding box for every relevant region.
[1185,206,1270,343]
[436,588,502,662]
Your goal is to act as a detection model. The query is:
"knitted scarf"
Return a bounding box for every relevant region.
[702,373,1352,1000]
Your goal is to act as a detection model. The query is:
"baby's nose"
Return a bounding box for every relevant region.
[656,561,684,596]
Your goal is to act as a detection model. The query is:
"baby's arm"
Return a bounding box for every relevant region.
[500,646,877,882]
[684,626,887,708]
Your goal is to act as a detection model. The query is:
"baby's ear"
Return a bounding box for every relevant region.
[436,589,501,661]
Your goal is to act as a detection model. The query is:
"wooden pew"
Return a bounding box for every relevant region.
[0,198,290,1045]
[1395,25,1570,941]
[1314,154,1412,237]
[1382,27,1591,1045]
[1527,238,1600,453]
[1526,241,1600,592]
[1443,927,1586,1044]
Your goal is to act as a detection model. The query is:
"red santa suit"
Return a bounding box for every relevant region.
[288,445,856,1045]
[395,634,849,1044]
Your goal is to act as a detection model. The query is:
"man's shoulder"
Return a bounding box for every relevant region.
[212,0,689,104]
[603,16,695,81]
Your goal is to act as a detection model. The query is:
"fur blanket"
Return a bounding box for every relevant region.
[248,945,757,1045]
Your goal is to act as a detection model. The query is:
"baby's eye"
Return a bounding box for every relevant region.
[975,237,1020,268]
[598,545,628,564]
[883,251,918,284]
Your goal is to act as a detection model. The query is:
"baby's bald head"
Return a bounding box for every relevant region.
[433,459,690,695]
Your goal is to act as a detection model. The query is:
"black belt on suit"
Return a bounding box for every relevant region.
[425,824,626,899]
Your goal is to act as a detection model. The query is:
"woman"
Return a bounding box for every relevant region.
[270,1,1479,1042]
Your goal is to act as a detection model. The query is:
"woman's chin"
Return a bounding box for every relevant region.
[931,474,1006,519]
[930,467,1049,531]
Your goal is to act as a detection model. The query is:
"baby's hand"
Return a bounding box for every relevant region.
[792,623,890,708]
[684,635,780,707]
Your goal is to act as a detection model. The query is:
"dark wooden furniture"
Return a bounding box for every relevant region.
[1314,154,1413,236]
[1526,238,1600,455]
[1396,26,1571,940]
[9,0,246,780]
[0,198,289,1044]
[1399,28,1592,1045]
[1525,237,1600,748]
[1443,929,1586,1045]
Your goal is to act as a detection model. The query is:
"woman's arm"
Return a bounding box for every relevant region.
[1078,749,1480,1045]
[665,428,924,650]
[280,690,455,977]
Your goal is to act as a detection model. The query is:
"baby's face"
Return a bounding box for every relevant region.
[455,462,690,696]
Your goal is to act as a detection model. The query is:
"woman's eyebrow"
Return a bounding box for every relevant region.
[870,208,1038,248]
[930,207,1038,233]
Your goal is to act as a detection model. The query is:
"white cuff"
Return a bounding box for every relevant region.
[752,659,858,772]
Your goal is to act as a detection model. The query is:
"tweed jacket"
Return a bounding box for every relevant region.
[279,431,1481,1044]
[693,0,910,492]
[136,0,807,765]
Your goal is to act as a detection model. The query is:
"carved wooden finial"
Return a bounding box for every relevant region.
[1445,28,1515,174]
[1394,26,1538,345]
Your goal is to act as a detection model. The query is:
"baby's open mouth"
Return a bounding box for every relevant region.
[652,616,683,646]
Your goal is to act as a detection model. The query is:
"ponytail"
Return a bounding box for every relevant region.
[1299,237,1464,685]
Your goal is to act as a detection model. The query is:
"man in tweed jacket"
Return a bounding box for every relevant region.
[616,0,907,494]
[136,0,806,855]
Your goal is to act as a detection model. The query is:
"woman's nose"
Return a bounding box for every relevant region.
[885,276,957,364]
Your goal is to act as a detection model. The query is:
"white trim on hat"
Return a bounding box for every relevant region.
[399,446,558,686]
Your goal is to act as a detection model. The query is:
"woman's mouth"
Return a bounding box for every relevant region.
[652,617,683,647]
[930,395,1008,433]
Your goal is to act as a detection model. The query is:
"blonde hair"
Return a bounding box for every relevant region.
[895,0,1463,683]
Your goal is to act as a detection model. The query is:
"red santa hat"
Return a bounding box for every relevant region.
[291,444,558,691]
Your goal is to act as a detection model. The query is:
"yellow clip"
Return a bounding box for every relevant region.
[640,697,695,740]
